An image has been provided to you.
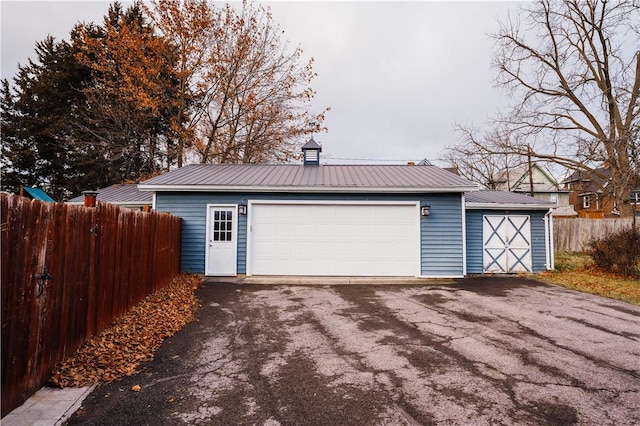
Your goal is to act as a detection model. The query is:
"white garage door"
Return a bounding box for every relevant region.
[249,203,419,276]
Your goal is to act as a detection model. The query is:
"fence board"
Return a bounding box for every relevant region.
[1,194,181,416]
[553,218,635,252]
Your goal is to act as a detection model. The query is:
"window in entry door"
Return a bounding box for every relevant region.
[213,210,233,241]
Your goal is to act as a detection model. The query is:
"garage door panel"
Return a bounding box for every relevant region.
[250,203,418,276]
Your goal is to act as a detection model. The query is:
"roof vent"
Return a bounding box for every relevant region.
[302,136,322,166]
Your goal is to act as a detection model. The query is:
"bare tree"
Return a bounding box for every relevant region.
[496,0,639,214]
[449,0,640,215]
[444,124,525,189]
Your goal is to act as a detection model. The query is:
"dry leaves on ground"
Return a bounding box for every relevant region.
[49,274,202,388]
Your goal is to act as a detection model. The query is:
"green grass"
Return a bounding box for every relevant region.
[539,251,640,305]
[553,251,594,272]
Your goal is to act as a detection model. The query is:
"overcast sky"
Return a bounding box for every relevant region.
[1,1,520,165]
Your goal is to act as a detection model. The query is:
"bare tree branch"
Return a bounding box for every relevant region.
[450,0,640,216]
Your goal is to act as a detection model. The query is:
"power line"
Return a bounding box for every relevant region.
[323,155,450,165]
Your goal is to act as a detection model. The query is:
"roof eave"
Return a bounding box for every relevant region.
[138,184,478,193]
[67,200,150,205]
[466,202,555,210]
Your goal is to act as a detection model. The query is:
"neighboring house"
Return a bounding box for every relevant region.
[632,189,640,216]
[494,163,570,207]
[67,183,153,210]
[138,140,555,277]
[20,186,55,202]
[561,167,611,218]
[559,167,640,218]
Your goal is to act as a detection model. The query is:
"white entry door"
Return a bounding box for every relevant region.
[483,215,532,273]
[205,205,237,276]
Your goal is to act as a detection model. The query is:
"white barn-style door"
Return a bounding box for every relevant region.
[482,215,532,273]
[205,205,238,276]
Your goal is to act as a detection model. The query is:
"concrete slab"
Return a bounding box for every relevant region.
[206,275,456,285]
[2,385,95,426]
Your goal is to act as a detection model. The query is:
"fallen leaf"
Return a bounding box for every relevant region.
[48,274,202,388]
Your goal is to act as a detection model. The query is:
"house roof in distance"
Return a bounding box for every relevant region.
[560,167,611,193]
[494,164,563,193]
[465,190,556,210]
[22,187,55,202]
[68,184,152,205]
[139,163,478,193]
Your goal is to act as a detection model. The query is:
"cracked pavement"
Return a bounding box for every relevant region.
[67,277,640,425]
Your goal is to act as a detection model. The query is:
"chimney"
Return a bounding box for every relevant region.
[407,162,415,166]
[302,136,322,166]
[82,190,99,207]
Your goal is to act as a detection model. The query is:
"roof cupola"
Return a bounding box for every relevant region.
[302,136,322,166]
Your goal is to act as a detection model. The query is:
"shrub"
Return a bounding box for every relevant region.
[588,227,640,277]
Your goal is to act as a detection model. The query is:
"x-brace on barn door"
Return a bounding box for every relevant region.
[483,215,532,273]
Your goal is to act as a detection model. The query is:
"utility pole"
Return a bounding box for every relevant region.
[527,145,534,197]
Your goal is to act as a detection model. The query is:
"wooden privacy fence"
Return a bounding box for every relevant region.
[1,193,181,416]
[553,218,634,252]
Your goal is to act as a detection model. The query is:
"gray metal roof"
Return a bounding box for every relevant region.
[465,190,555,209]
[139,164,477,193]
[68,184,153,204]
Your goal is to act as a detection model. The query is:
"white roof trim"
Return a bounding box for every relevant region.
[137,184,477,193]
[466,202,555,210]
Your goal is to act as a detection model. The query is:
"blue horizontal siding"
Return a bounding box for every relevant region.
[155,191,466,277]
[420,194,464,276]
[465,211,484,274]
[465,210,549,274]
[155,193,247,273]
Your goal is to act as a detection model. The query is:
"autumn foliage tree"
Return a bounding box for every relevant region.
[143,0,215,168]
[1,1,327,199]
[147,0,328,165]
[71,2,179,180]
[1,2,179,198]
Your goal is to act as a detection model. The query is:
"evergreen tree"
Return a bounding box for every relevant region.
[1,37,92,200]
[1,2,180,200]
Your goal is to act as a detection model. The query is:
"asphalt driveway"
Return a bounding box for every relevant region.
[68,277,640,425]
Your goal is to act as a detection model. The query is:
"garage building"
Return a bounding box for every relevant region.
[139,141,554,277]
